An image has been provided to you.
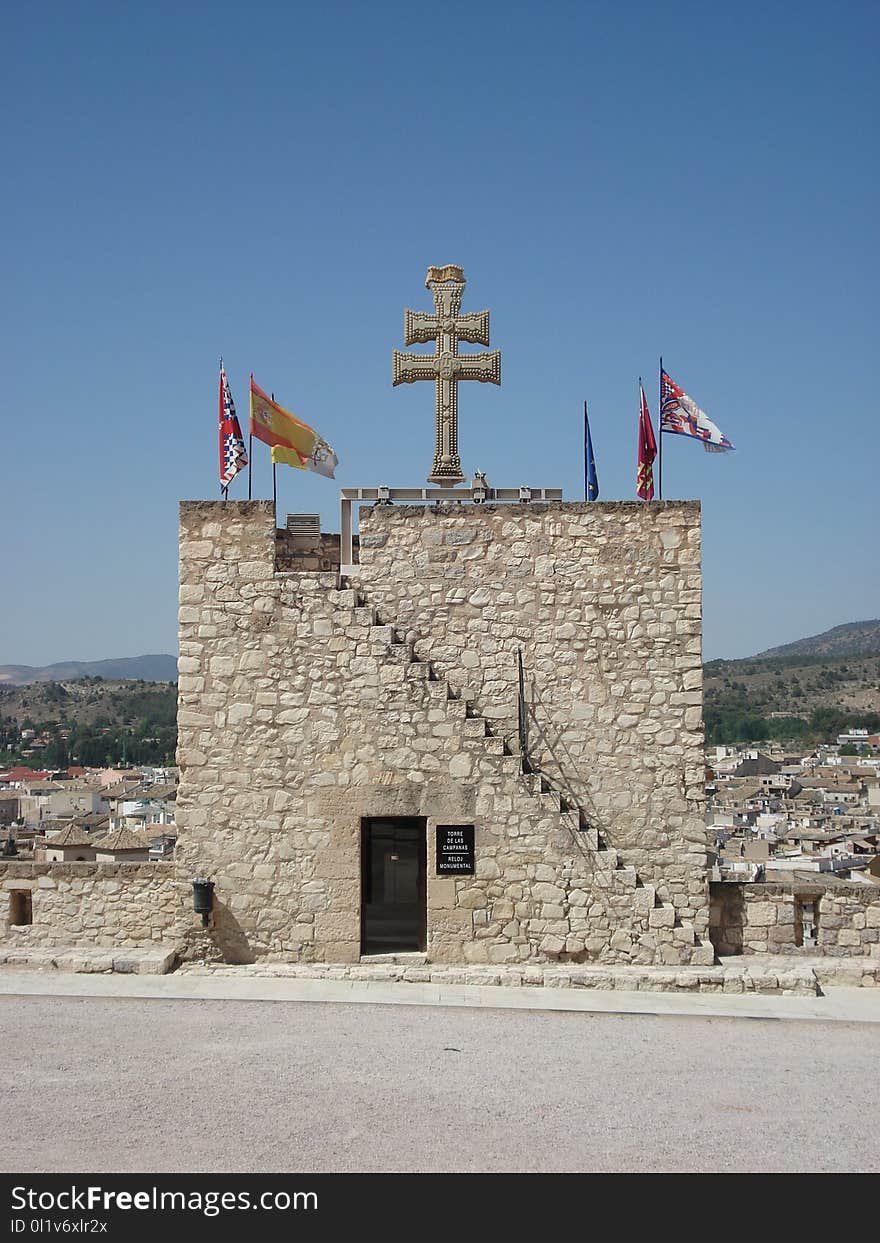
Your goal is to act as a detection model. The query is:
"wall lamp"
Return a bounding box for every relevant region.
[192,877,215,927]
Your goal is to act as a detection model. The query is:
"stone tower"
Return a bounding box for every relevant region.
[175,497,712,966]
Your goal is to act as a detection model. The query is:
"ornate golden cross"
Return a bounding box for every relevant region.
[393,265,501,484]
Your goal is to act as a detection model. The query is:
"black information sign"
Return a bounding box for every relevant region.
[436,824,475,875]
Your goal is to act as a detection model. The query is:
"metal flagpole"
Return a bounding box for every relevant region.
[247,374,254,501]
[219,357,228,503]
[658,357,663,501]
[583,401,588,501]
[271,394,277,527]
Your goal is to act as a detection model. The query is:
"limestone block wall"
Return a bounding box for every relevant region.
[354,502,707,910]
[275,530,358,572]
[710,881,880,957]
[175,500,710,966]
[1,861,183,948]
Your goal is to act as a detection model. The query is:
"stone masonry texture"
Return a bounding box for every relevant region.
[174,499,712,966]
[1,861,180,948]
[710,880,880,958]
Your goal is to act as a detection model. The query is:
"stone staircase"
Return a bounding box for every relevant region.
[320,574,713,967]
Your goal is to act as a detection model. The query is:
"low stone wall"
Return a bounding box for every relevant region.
[1,861,184,949]
[710,880,880,958]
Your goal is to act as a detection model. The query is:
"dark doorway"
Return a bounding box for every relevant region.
[361,818,426,954]
[9,890,32,926]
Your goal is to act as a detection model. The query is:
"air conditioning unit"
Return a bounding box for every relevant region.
[286,514,321,536]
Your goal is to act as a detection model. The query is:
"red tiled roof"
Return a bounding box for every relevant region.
[94,827,150,852]
[46,824,94,849]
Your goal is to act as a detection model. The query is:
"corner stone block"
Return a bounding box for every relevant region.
[322,941,361,964]
[689,945,716,966]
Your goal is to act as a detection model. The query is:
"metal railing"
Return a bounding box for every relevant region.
[516,648,530,773]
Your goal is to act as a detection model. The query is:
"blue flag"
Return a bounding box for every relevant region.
[584,402,599,500]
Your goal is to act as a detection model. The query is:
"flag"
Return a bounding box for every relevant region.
[584,402,599,500]
[249,377,338,478]
[271,444,308,471]
[218,361,248,489]
[637,381,657,500]
[660,368,734,452]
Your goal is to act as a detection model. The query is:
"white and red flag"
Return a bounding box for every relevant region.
[637,381,657,500]
[219,360,248,489]
[660,369,734,452]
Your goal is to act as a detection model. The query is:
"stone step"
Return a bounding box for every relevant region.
[633,885,657,917]
[653,921,696,948]
[573,822,600,850]
[483,737,510,757]
[613,865,638,888]
[369,623,397,644]
[405,661,434,681]
[354,606,379,627]
[647,903,678,930]
[387,642,415,663]
[0,945,180,975]
[688,941,717,967]
[462,718,490,738]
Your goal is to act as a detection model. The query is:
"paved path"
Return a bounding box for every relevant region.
[1,984,878,1172]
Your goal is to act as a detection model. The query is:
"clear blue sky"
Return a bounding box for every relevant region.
[3,0,877,665]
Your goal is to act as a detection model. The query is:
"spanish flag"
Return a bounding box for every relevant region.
[249,376,338,478]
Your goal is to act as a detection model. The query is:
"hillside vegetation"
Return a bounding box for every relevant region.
[705,643,880,746]
[0,678,177,769]
[756,619,880,661]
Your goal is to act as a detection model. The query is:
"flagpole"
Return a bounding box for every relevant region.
[658,357,663,501]
[583,401,588,501]
[271,394,277,528]
[219,357,226,502]
[247,374,253,501]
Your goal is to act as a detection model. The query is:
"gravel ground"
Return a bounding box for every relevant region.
[2,996,877,1173]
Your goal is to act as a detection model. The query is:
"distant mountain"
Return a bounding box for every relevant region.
[0,656,177,686]
[704,621,880,745]
[754,620,880,662]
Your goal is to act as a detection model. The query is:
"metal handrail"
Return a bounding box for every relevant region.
[516,648,529,773]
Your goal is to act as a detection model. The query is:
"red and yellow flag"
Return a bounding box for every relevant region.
[637,381,657,501]
[249,377,338,478]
